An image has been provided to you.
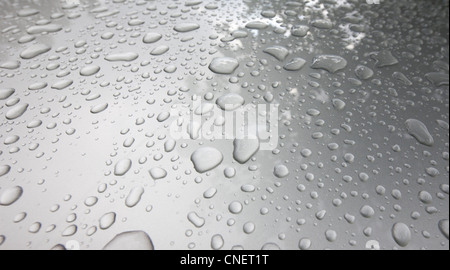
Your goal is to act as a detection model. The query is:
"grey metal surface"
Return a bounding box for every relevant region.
[0,0,448,250]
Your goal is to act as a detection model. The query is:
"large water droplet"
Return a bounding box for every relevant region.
[114,159,132,176]
[99,212,116,230]
[103,231,154,250]
[0,186,23,206]
[392,223,411,247]
[173,23,200,32]
[233,138,260,164]
[20,44,51,59]
[125,186,145,208]
[6,103,29,120]
[405,119,434,147]
[311,55,347,73]
[191,147,223,173]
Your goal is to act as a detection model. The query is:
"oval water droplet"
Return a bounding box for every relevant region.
[405,119,434,147]
[263,46,289,61]
[143,32,162,44]
[392,223,411,247]
[80,65,100,76]
[174,23,200,32]
[90,103,108,114]
[149,167,168,180]
[0,186,23,206]
[216,93,245,111]
[114,159,132,176]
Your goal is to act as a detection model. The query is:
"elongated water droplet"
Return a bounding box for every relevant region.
[125,186,144,208]
[174,23,200,32]
[392,223,411,247]
[99,212,116,230]
[20,44,51,59]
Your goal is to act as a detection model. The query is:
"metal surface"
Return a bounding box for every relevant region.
[0,0,448,250]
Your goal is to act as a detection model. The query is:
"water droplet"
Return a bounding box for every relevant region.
[99,212,116,230]
[392,223,411,247]
[149,167,168,180]
[51,79,73,90]
[0,61,20,70]
[143,33,162,44]
[245,21,268,29]
[105,52,139,62]
[125,186,144,208]
[273,164,289,178]
[263,46,289,61]
[191,147,223,173]
[216,93,245,111]
[211,234,224,250]
[187,211,205,228]
[311,55,347,73]
[284,57,306,71]
[0,165,11,177]
[0,88,15,100]
[80,65,100,76]
[90,103,109,114]
[233,138,260,164]
[20,44,51,59]
[405,119,434,147]
[26,24,62,34]
[228,201,243,214]
[173,23,200,33]
[209,57,239,74]
[243,222,255,234]
[360,205,375,218]
[6,103,29,120]
[103,231,154,250]
[438,220,449,240]
[298,238,312,250]
[150,45,170,56]
[0,186,23,206]
[114,159,132,176]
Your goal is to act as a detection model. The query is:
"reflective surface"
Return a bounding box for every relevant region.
[0,0,449,250]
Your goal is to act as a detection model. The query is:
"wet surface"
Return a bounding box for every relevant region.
[0,0,449,250]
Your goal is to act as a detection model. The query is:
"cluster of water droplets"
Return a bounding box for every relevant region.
[0,0,448,250]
